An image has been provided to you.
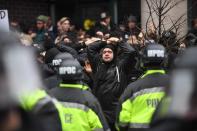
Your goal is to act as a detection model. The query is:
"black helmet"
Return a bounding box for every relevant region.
[160,30,176,48]
[44,48,60,64]
[52,52,74,68]
[161,31,176,41]
[142,43,166,67]
[58,59,83,81]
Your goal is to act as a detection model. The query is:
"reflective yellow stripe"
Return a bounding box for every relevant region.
[59,83,89,90]
[141,70,166,78]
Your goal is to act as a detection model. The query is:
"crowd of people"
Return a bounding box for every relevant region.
[0,11,197,131]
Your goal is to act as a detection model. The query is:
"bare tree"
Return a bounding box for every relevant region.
[144,0,188,50]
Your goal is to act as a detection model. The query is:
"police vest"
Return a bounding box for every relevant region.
[118,70,166,129]
[54,83,104,131]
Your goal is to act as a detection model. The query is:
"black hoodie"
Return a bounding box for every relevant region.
[88,40,136,124]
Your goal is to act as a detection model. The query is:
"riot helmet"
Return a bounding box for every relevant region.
[58,58,83,82]
[142,42,167,68]
[52,52,74,72]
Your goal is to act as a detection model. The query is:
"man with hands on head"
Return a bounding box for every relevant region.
[87,34,136,131]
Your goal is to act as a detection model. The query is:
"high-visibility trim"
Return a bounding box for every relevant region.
[59,83,89,90]
[21,89,48,111]
[94,128,104,131]
[117,122,129,127]
[131,87,164,101]
[118,122,149,129]
[53,99,103,131]
[119,99,133,124]
[60,102,89,112]
[141,70,166,78]
[130,92,164,123]
[119,87,165,127]
[87,108,103,131]
[129,123,149,128]
[33,96,52,113]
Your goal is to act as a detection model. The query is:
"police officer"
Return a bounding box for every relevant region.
[149,47,197,131]
[0,30,84,131]
[49,57,110,131]
[124,15,140,40]
[116,43,169,131]
[0,30,55,130]
[44,52,74,90]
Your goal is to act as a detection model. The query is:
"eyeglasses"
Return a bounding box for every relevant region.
[103,50,113,54]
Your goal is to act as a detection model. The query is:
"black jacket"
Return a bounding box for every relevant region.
[39,63,55,79]
[44,75,60,90]
[94,22,111,35]
[116,70,169,131]
[87,41,136,123]
[49,82,110,131]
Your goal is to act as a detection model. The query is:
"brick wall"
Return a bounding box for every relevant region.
[0,0,50,30]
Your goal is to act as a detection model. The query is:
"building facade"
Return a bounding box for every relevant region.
[0,0,196,31]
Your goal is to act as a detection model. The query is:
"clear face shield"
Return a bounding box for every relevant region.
[3,44,44,100]
[168,68,195,117]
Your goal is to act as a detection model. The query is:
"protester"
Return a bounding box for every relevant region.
[31,15,48,45]
[87,36,136,130]
[124,15,140,40]
[0,9,196,131]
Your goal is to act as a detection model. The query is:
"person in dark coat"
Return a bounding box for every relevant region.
[94,12,112,37]
[44,52,74,90]
[0,29,56,131]
[32,15,48,45]
[116,43,169,131]
[55,17,78,46]
[123,15,140,40]
[39,47,60,78]
[149,47,197,131]
[87,37,136,130]
[49,57,110,131]
[186,17,197,47]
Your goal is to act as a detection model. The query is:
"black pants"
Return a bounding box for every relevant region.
[109,122,117,131]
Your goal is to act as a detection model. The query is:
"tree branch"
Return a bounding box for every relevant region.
[161,0,185,16]
[145,0,157,34]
